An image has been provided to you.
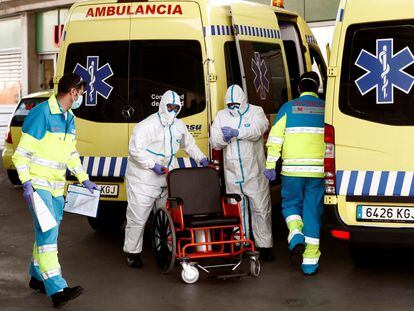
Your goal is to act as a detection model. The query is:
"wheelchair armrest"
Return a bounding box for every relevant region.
[223,193,242,202]
[167,197,184,205]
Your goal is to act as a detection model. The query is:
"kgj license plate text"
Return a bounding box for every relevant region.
[357,205,414,223]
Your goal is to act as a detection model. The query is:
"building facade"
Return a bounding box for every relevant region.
[0,0,339,106]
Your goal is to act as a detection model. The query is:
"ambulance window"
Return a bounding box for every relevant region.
[238,41,288,114]
[129,40,205,122]
[309,46,326,98]
[340,22,414,125]
[64,41,130,123]
[224,42,242,87]
[279,21,306,98]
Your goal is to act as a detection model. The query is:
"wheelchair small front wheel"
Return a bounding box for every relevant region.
[152,207,176,274]
[181,264,199,284]
[250,258,261,277]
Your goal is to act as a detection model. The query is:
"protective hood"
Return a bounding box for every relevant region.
[159,90,182,126]
[225,84,248,113]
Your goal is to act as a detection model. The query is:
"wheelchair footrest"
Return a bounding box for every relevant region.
[208,271,249,279]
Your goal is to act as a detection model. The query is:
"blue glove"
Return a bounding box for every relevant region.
[221,127,239,142]
[23,181,34,205]
[263,169,276,182]
[200,158,209,167]
[83,180,97,193]
[152,163,167,175]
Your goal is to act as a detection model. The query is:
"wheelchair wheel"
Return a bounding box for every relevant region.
[181,264,199,284]
[152,207,176,274]
[250,257,261,277]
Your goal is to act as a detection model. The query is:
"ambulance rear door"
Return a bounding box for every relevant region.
[333,0,414,227]
[128,1,208,165]
[230,2,291,119]
[59,1,131,200]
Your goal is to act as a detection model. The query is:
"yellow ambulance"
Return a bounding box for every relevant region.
[3,0,326,231]
[324,0,414,264]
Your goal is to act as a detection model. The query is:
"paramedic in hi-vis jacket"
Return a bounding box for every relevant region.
[264,72,325,275]
[12,73,97,307]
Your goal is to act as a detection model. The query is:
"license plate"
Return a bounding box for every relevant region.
[357,205,414,223]
[97,184,119,198]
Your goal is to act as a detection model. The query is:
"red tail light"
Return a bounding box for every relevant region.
[211,148,223,172]
[5,129,12,144]
[324,124,336,194]
[331,229,350,241]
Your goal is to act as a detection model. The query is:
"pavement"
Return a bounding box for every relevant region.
[1,161,414,311]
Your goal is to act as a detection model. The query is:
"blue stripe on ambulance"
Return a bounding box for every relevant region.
[336,170,414,196]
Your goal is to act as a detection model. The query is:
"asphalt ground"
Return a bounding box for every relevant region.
[1,159,414,311]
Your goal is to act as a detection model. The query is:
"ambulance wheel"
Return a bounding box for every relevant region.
[181,265,199,284]
[7,170,21,186]
[250,257,261,277]
[87,202,126,233]
[152,207,176,273]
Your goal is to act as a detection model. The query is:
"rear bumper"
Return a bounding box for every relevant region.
[324,203,414,246]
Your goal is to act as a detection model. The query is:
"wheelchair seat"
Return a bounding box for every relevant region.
[168,167,239,228]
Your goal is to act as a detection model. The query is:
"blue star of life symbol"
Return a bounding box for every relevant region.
[251,52,270,100]
[73,56,114,106]
[355,38,414,104]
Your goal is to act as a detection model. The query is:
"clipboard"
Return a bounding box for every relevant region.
[64,184,101,218]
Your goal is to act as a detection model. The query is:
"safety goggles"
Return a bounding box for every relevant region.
[74,77,88,90]
[167,103,180,113]
[227,103,240,110]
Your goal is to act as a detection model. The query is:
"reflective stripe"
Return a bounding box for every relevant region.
[16,164,30,172]
[42,268,61,280]
[31,258,39,266]
[305,236,320,245]
[267,155,279,162]
[286,215,302,224]
[37,244,58,254]
[70,151,80,159]
[285,127,324,134]
[31,156,66,170]
[32,178,65,190]
[302,257,319,265]
[267,136,284,144]
[283,158,324,164]
[69,165,85,175]
[282,166,324,173]
[15,147,33,158]
[288,229,303,243]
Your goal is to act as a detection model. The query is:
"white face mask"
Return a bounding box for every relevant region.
[72,94,83,110]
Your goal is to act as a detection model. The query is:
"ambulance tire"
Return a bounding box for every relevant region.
[7,169,21,186]
[87,202,126,233]
[349,244,374,267]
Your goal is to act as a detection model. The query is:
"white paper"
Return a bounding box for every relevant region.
[64,184,100,218]
[31,192,58,233]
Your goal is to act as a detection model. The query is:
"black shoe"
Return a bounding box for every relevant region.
[258,248,275,262]
[126,253,143,268]
[290,243,305,267]
[29,277,46,293]
[51,286,84,308]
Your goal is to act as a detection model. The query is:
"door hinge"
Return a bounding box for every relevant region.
[327,66,339,77]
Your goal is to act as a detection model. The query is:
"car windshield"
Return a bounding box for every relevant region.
[11,98,48,126]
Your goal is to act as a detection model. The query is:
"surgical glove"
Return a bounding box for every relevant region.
[264,169,276,182]
[83,180,97,193]
[221,127,239,142]
[200,158,209,167]
[23,181,34,205]
[152,163,167,175]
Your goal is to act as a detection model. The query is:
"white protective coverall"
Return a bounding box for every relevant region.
[124,90,206,254]
[210,85,272,248]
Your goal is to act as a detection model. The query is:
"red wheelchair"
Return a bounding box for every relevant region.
[151,167,260,284]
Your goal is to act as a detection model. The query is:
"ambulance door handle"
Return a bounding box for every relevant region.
[122,105,135,119]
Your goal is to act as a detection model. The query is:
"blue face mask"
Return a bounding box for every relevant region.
[72,94,83,110]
